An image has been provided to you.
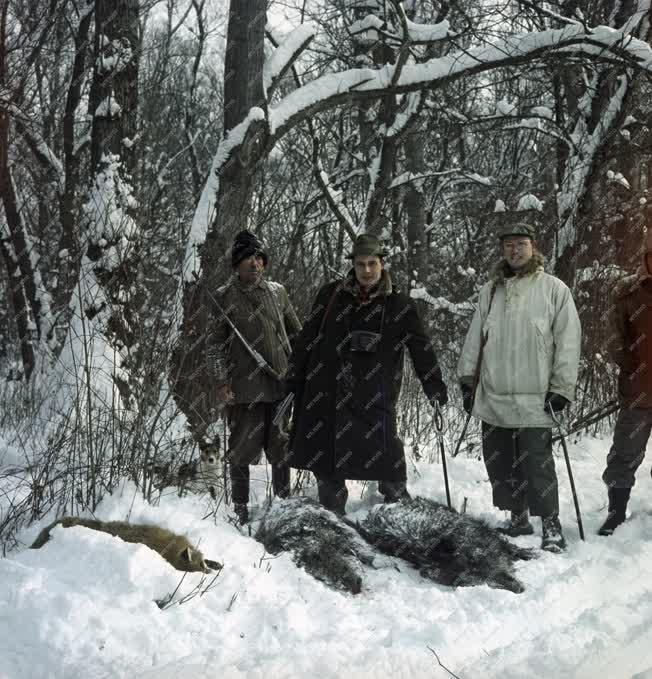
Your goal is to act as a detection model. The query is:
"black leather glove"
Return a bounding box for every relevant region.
[284,378,297,397]
[431,387,448,408]
[544,391,569,414]
[460,383,474,415]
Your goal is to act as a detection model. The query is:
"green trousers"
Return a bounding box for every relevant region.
[481,422,559,517]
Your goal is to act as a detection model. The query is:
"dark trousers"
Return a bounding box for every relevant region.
[227,401,291,504]
[481,422,558,518]
[230,462,291,505]
[315,474,410,515]
[602,406,652,489]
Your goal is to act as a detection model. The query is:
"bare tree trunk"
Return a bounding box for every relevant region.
[361,22,398,236]
[85,0,141,403]
[553,0,650,282]
[172,0,267,449]
[199,0,267,280]
[183,0,207,200]
[404,127,428,287]
[0,0,36,378]
[53,2,94,339]
[89,0,139,175]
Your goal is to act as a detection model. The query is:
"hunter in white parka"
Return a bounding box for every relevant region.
[458,224,581,553]
[458,252,581,428]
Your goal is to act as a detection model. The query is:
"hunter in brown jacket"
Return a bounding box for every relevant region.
[600,228,652,535]
[209,230,301,524]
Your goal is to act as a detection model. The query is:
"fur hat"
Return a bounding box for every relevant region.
[347,233,388,259]
[231,230,268,268]
[497,222,536,240]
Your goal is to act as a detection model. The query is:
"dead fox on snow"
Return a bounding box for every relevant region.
[31,517,221,573]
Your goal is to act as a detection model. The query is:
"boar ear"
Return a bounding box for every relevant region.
[180,547,192,563]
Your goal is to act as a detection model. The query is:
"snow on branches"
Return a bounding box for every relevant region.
[264,23,316,100]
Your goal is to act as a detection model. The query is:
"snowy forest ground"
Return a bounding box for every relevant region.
[1,430,652,679]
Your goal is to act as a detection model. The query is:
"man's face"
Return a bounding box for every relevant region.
[237,253,265,282]
[502,236,533,270]
[354,255,383,289]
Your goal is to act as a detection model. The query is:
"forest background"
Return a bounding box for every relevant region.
[1,0,652,546]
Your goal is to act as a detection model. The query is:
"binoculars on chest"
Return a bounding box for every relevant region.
[349,330,382,353]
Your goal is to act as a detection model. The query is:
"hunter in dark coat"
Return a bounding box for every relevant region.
[285,234,448,514]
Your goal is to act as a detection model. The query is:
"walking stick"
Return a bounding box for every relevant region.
[434,402,452,509]
[222,413,230,505]
[452,410,473,459]
[549,405,585,541]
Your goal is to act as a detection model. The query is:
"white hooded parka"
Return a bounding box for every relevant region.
[458,255,581,428]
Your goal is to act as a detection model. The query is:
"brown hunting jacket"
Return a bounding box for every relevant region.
[209,276,302,404]
[608,274,652,408]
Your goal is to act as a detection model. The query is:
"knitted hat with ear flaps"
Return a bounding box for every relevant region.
[231,230,268,268]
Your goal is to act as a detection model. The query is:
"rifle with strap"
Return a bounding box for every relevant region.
[552,399,619,443]
[240,280,294,356]
[192,272,284,384]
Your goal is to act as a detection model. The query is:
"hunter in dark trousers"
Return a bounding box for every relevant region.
[600,229,652,535]
[285,233,448,515]
[209,230,302,524]
[458,223,581,552]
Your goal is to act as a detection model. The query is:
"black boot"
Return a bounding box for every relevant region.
[598,487,631,536]
[230,463,250,525]
[316,477,348,516]
[233,503,249,525]
[378,480,411,504]
[541,514,566,553]
[497,493,534,537]
[497,509,535,537]
[272,463,291,499]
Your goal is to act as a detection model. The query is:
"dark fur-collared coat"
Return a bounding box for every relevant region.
[285,270,447,482]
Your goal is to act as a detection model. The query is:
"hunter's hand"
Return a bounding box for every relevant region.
[283,378,296,397]
[217,384,234,404]
[544,391,569,414]
[461,383,473,415]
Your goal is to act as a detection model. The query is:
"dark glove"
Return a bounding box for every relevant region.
[431,386,448,408]
[460,383,474,415]
[283,378,297,397]
[544,391,569,414]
